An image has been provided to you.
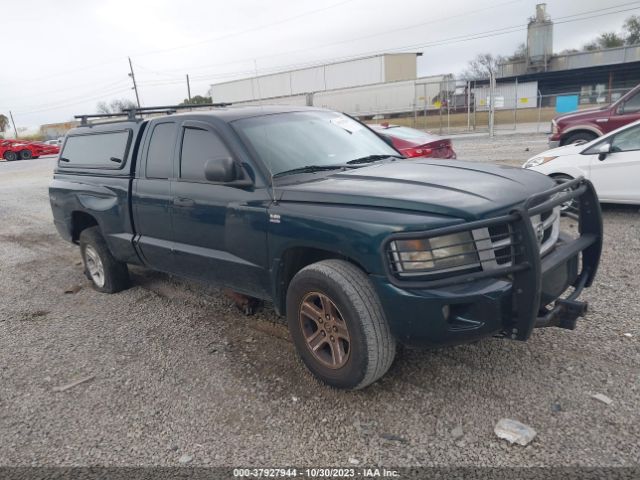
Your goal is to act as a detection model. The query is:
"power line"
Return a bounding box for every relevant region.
[130,0,358,59]
[0,0,359,89]
[8,1,640,118]
[12,81,134,113]
[192,4,640,83]
[129,2,640,88]
[14,86,134,115]
[134,0,526,76]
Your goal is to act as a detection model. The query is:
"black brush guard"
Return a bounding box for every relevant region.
[381,177,603,341]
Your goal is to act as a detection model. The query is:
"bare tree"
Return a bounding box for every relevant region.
[459,53,504,80]
[508,43,527,61]
[96,99,138,114]
[0,114,9,135]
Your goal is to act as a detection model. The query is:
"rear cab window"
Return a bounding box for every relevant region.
[146,122,177,179]
[60,130,131,169]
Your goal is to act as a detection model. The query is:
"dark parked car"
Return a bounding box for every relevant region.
[369,123,456,159]
[50,105,602,389]
[549,83,640,147]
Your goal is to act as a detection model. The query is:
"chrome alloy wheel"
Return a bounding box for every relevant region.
[84,245,105,288]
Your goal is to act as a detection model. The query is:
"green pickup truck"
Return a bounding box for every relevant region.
[49,105,603,389]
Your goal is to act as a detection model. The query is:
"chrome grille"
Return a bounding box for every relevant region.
[473,206,560,270]
[385,205,561,278]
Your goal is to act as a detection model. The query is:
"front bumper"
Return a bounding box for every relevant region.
[374,178,603,346]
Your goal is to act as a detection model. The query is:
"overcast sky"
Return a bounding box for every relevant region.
[1,0,638,130]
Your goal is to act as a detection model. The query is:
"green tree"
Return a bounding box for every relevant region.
[96,98,138,114]
[179,95,212,106]
[598,32,625,48]
[623,15,640,45]
[584,32,625,51]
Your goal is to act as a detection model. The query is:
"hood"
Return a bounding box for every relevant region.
[555,106,608,123]
[532,142,586,159]
[278,159,555,221]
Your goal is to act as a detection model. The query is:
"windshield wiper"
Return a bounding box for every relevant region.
[272,165,345,178]
[346,154,403,165]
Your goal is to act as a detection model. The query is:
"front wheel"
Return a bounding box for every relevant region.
[563,132,597,145]
[18,149,32,160]
[79,226,129,293]
[286,259,396,390]
[3,151,17,161]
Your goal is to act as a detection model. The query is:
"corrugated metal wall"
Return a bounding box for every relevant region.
[230,94,311,107]
[498,45,640,78]
[473,81,538,110]
[313,79,416,115]
[209,54,416,103]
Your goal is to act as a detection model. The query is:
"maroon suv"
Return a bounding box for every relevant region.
[549,83,640,147]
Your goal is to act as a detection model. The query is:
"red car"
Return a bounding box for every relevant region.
[368,123,456,159]
[0,139,59,161]
[549,82,640,147]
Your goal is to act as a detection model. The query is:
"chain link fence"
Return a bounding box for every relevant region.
[350,80,635,137]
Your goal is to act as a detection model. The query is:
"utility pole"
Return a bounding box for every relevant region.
[9,111,18,139]
[186,74,192,103]
[128,57,141,108]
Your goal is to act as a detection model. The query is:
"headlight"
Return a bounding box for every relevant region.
[524,156,558,168]
[390,232,479,274]
[551,120,558,134]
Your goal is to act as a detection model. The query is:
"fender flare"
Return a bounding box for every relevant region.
[561,124,604,138]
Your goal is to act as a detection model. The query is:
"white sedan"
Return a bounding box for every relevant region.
[523,120,640,204]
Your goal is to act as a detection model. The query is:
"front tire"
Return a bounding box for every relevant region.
[286,259,395,390]
[563,132,597,145]
[79,226,129,293]
[18,149,32,160]
[3,151,17,161]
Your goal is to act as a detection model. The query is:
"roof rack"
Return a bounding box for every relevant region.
[74,102,232,126]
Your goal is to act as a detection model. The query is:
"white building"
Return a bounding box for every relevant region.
[209,53,420,104]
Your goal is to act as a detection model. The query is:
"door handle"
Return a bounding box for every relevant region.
[173,197,195,207]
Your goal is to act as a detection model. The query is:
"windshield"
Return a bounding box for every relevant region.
[232,111,398,176]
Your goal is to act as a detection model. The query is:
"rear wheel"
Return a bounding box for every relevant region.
[286,259,395,390]
[563,132,597,146]
[3,151,17,161]
[79,226,129,293]
[18,149,32,160]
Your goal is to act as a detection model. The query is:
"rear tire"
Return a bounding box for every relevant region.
[3,151,17,161]
[286,259,395,390]
[18,149,32,160]
[79,226,129,293]
[562,132,597,146]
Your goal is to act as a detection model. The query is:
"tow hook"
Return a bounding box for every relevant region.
[535,298,588,330]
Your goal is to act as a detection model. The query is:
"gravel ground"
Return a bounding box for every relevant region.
[0,137,639,468]
[453,131,551,167]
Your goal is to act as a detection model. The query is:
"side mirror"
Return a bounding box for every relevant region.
[597,143,611,161]
[204,157,238,182]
